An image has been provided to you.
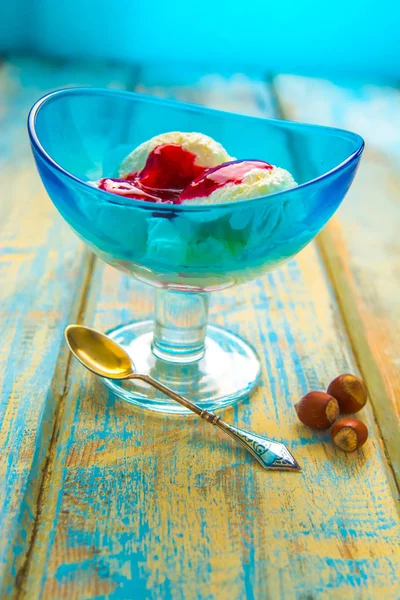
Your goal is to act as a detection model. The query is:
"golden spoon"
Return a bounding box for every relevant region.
[65,324,301,472]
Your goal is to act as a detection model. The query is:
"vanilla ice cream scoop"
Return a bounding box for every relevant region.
[179,160,297,205]
[119,131,233,179]
[90,132,233,204]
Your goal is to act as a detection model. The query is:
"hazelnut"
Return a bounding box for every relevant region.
[331,418,368,452]
[327,374,367,414]
[295,392,339,430]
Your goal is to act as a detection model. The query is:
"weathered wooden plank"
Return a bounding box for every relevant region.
[20,73,400,599]
[0,56,131,596]
[274,74,400,483]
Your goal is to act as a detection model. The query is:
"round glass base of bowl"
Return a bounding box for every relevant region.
[104,320,261,414]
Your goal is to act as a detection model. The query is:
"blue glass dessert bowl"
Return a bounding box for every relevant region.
[28,88,364,413]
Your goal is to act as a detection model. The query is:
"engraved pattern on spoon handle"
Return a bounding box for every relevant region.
[217,421,300,471]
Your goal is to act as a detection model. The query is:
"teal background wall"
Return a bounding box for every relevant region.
[0,1,26,50]
[1,0,398,79]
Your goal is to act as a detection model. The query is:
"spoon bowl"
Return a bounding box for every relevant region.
[65,324,135,379]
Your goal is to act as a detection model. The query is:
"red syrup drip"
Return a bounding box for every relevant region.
[179,160,273,201]
[98,144,208,204]
[97,178,166,202]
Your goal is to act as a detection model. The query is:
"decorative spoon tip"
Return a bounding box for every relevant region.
[266,443,301,472]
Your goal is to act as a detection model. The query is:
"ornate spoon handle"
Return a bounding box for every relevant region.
[132,374,300,472]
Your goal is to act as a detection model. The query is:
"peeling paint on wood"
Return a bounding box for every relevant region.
[23,253,400,599]
[17,69,400,599]
[1,62,400,599]
[0,57,131,597]
[274,74,400,484]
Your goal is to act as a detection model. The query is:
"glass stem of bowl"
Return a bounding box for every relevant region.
[152,289,209,363]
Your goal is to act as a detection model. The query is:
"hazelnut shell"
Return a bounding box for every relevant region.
[331,418,368,452]
[327,374,367,414]
[295,392,339,430]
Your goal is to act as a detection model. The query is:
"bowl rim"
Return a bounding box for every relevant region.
[27,86,365,212]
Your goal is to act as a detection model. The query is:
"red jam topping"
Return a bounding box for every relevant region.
[97,144,208,204]
[179,160,273,201]
[131,144,207,191]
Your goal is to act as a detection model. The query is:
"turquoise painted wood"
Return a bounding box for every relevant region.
[274,75,400,484]
[0,57,131,596]
[21,241,400,599]
[0,58,399,599]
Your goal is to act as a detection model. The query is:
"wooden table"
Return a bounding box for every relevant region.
[0,57,399,599]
